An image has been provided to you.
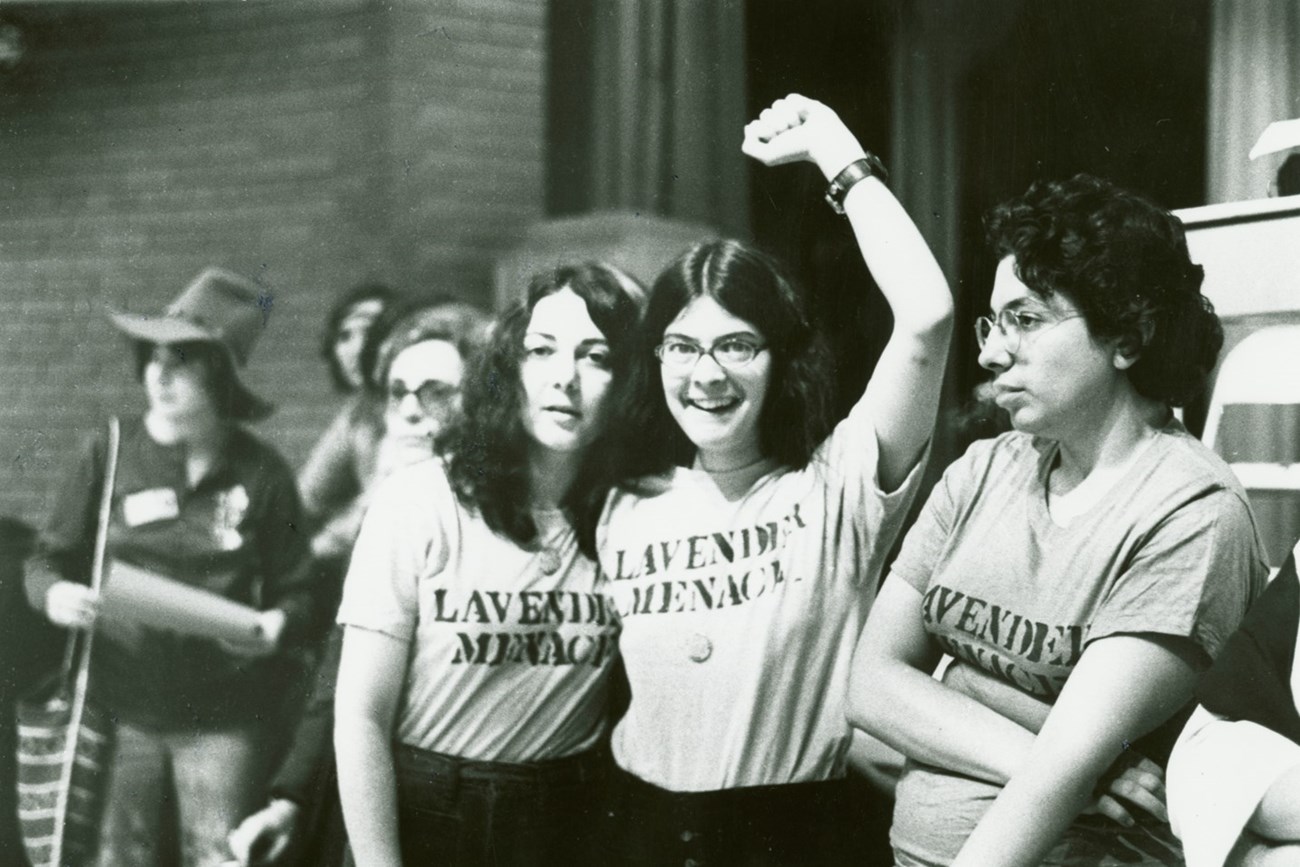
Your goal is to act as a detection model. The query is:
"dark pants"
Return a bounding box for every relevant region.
[393,744,606,867]
[601,765,885,867]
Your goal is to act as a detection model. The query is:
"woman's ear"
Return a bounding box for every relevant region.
[1112,319,1153,371]
[1112,339,1141,371]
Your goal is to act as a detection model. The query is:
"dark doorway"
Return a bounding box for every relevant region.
[745,0,1211,438]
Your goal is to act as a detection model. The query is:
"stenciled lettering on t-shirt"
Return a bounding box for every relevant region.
[606,504,809,617]
[429,588,620,669]
[922,584,1088,698]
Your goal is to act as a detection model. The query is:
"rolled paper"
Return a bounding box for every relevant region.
[99,558,264,647]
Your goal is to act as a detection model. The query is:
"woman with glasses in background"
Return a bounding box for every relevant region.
[850,174,1268,866]
[596,94,953,865]
[227,295,486,867]
[334,264,643,866]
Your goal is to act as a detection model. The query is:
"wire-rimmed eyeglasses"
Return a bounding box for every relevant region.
[974,309,1084,354]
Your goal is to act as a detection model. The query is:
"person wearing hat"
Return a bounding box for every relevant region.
[24,267,317,867]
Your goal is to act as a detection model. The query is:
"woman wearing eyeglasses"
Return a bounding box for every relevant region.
[595,95,953,865]
[850,174,1268,866]
[294,296,486,573]
[227,296,485,867]
[334,263,643,866]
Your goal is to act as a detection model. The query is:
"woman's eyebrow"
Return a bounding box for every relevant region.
[992,297,1048,314]
[661,330,758,342]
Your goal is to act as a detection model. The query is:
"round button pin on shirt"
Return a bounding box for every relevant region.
[687,633,712,662]
[538,548,562,575]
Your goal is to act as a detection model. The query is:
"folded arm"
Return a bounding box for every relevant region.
[850,577,1038,785]
[852,577,1169,826]
[951,633,1202,867]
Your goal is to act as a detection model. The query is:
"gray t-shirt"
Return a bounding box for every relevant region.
[887,422,1267,866]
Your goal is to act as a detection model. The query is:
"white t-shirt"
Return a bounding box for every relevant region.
[337,459,620,762]
[597,400,926,791]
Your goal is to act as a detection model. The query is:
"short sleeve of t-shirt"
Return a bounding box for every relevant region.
[888,436,989,595]
[336,460,453,641]
[1090,487,1260,660]
[817,393,909,501]
[812,395,930,589]
[884,426,1265,702]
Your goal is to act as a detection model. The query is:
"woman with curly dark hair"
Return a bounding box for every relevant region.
[850,173,1269,866]
[333,262,643,867]
[595,94,953,865]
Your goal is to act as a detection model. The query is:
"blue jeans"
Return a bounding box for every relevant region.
[95,721,270,867]
[393,744,606,867]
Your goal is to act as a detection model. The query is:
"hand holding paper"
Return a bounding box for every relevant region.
[45,580,100,630]
[99,558,277,654]
[222,609,287,658]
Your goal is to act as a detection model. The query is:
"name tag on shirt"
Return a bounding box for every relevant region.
[121,488,180,527]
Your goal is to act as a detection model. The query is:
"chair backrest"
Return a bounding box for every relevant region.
[1203,324,1300,568]
[1204,324,1300,451]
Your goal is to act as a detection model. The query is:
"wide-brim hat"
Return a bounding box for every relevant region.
[109,267,274,420]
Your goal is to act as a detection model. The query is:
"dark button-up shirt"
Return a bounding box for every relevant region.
[26,415,315,730]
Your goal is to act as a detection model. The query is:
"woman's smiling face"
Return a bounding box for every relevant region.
[660,295,772,471]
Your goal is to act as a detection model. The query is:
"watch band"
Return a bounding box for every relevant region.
[825,153,889,214]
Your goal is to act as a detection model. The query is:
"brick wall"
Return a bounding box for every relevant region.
[0,0,546,525]
[388,0,547,297]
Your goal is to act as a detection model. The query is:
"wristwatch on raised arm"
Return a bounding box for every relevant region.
[825,152,889,214]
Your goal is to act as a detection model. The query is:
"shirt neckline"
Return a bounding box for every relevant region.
[684,454,782,500]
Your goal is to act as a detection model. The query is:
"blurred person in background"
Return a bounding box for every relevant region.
[297,282,394,572]
[227,295,488,867]
[25,268,316,867]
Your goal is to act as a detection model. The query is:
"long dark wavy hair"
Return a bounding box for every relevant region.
[616,239,836,481]
[985,174,1221,407]
[439,263,644,558]
[320,281,396,392]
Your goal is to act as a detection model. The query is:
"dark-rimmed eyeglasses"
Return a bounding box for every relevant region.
[974,309,1084,354]
[387,379,459,414]
[654,337,767,371]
